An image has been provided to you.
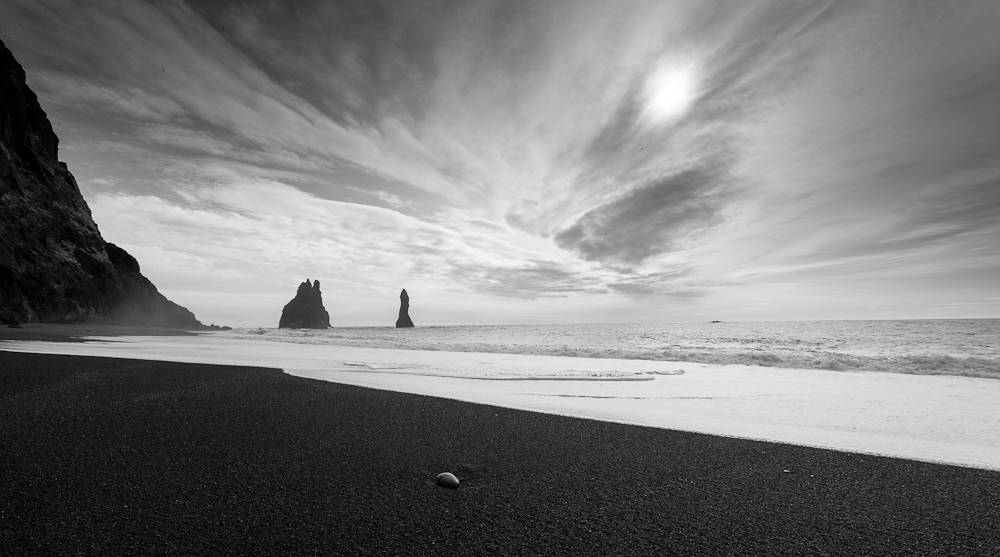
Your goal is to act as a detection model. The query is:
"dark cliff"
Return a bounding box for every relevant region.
[278,279,331,329]
[0,38,203,327]
[395,289,414,328]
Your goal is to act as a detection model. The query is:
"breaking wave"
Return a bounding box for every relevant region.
[222,321,1000,379]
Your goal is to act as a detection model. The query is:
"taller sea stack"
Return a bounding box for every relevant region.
[279,279,330,329]
[0,38,202,327]
[395,289,414,328]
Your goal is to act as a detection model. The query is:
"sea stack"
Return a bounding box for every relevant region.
[0,38,203,327]
[395,289,414,328]
[278,279,331,329]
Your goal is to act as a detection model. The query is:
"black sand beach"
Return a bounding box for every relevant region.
[2,349,999,556]
[0,323,202,343]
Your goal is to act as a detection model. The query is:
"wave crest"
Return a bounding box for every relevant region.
[223,327,1000,379]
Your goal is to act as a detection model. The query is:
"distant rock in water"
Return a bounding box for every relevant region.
[395,289,414,328]
[0,38,203,328]
[278,279,330,329]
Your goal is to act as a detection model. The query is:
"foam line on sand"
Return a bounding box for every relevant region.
[3,334,1000,471]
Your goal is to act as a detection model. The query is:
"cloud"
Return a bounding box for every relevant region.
[7,0,483,202]
[555,166,732,265]
[607,270,703,297]
[501,1,836,267]
[448,261,599,299]
[88,177,653,303]
[185,0,447,127]
[30,71,187,123]
[4,0,1000,324]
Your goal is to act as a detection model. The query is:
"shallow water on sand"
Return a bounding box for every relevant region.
[4,334,1000,471]
[226,319,1000,378]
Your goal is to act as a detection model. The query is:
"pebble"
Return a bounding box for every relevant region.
[437,472,460,488]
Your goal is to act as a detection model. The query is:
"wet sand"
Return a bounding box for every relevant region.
[6,331,1000,471]
[2,350,998,555]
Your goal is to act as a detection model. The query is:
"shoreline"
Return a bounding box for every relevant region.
[3,349,999,555]
[3,331,1000,472]
[0,323,204,343]
[224,323,1000,380]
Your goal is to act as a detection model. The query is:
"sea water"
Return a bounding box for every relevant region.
[225,319,1000,379]
[5,321,1000,468]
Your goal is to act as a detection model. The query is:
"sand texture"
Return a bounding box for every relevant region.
[2,350,999,556]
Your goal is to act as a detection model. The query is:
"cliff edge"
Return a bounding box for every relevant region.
[0,38,203,327]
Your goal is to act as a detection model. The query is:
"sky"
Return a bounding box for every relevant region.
[1,0,998,327]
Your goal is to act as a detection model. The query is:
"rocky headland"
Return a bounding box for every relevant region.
[0,38,204,328]
[278,279,330,329]
[395,288,414,328]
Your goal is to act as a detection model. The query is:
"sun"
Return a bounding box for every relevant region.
[642,60,699,124]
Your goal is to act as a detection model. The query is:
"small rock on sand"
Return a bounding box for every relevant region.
[436,472,460,488]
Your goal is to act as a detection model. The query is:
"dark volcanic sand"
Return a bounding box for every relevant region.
[1,351,998,556]
[0,323,201,343]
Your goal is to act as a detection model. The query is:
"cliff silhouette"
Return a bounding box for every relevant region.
[0,38,203,327]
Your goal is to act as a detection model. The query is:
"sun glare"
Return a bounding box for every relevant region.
[642,60,699,124]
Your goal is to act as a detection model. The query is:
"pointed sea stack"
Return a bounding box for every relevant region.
[278,279,331,329]
[0,38,203,327]
[395,289,414,328]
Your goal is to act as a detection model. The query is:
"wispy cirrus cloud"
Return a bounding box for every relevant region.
[2,0,999,324]
[87,168,604,289]
[554,166,733,265]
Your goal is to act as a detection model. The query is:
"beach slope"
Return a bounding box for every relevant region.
[2,350,998,555]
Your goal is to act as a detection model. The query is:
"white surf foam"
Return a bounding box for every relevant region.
[222,323,1000,378]
[4,334,1000,472]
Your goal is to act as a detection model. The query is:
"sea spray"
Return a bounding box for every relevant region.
[223,320,1000,379]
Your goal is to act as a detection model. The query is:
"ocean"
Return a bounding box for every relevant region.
[226,319,1000,379]
[5,319,1000,468]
